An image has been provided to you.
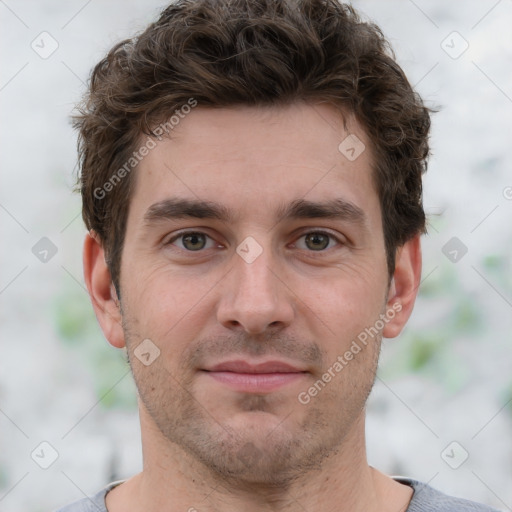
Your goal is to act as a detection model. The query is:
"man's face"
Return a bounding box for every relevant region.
[119,102,391,484]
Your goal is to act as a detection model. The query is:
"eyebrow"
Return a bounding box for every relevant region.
[143,197,367,227]
[144,198,234,223]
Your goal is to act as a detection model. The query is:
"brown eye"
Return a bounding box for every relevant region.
[304,232,331,251]
[168,231,214,251]
[182,233,206,250]
[294,231,341,252]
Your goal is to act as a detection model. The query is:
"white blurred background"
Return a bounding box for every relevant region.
[0,1,511,510]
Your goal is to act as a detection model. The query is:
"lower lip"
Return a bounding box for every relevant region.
[203,371,306,393]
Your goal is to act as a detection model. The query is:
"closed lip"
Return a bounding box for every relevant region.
[203,360,307,374]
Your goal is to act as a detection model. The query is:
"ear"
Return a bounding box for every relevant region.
[83,231,125,348]
[382,234,422,339]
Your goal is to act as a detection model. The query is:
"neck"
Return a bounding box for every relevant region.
[106,409,413,512]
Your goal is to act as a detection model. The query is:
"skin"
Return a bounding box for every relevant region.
[84,102,422,512]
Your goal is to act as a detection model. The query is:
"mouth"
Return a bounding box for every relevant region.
[201,359,309,393]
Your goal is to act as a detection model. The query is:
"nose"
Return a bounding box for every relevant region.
[216,241,295,335]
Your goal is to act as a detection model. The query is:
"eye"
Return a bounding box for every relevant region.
[166,231,217,251]
[294,231,341,251]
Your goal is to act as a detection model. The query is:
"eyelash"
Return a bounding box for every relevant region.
[165,230,344,253]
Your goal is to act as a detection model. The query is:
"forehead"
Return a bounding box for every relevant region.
[129,102,379,228]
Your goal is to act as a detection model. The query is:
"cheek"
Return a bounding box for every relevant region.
[300,271,385,352]
[123,262,219,342]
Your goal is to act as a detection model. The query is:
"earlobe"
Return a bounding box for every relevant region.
[382,235,422,339]
[83,231,126,348]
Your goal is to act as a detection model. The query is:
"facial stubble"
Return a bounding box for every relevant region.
[122,314,382,488]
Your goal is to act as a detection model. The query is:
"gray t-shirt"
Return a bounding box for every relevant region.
[54,477,501,511]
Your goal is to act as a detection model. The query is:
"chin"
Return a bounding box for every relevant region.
[175,414,330,488]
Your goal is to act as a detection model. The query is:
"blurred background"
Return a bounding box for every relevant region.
[0,0,511,510]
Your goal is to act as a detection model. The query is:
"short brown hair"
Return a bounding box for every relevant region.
[74,0,432,293]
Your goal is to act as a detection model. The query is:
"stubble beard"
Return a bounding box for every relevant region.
[122,317,381,488]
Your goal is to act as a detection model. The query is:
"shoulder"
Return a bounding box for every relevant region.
[395,477,501,512]
[54,481,124,512]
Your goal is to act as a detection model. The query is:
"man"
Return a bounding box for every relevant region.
[57,0,499,510]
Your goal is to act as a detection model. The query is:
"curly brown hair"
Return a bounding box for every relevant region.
[74,0,432,293]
